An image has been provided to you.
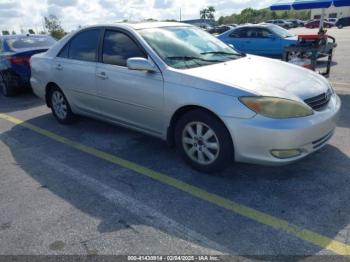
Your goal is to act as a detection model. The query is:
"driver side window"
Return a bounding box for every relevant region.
[102,30,146,67]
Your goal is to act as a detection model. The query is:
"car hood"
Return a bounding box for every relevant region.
[180,55,330,101]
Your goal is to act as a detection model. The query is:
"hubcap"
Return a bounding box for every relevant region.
[52,91,68,120]
[182,121,220,165]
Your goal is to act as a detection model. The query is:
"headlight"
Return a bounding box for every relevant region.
[239,96,313,119]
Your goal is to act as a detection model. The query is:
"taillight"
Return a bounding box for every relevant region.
[6,56,30,65]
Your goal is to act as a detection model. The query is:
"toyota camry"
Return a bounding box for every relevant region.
[30,22,341,173]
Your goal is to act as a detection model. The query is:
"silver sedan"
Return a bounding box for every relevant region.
[30,22,341,173]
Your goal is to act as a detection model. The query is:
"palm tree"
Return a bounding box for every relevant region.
[207,6,216,21]
[200,8,208,20]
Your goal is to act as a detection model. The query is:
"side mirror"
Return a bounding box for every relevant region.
[127,57,157,72]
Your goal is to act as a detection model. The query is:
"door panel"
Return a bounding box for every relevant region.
[53,28,101,114]
[53,58,98,114]
[96,29,164,135]
[96,64,164,134]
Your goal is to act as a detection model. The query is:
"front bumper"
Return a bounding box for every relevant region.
[223,94,341,165]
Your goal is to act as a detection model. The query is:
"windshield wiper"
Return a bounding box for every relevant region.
[200,51,245,57]
[165,56,222,62]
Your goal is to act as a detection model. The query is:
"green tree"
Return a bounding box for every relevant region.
[207,6,216,20]
[217,8,311,25]
[44,15,66,39]
[200,6,216,21]
[200,8,208,19]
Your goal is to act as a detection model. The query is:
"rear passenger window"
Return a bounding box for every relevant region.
[102,30,146,67]
[68,29,100,62]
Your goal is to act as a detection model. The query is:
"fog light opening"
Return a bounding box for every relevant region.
[271,149,302,159]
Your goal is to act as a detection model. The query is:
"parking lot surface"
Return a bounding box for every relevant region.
[0,28,350,257]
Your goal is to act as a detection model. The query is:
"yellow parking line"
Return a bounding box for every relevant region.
[332,82,350,87]
[1,112,350,255]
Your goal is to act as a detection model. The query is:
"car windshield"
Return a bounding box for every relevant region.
[138,26,243,69]
[269,25,295,38]
[6,36,56,50]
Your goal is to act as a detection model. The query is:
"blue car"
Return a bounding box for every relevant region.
[0,34,56,96]
[218,24,298,58]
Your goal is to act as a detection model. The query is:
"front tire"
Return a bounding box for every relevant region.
[49,86,77,124]
[337,24,343,29]
[175,109,234,173]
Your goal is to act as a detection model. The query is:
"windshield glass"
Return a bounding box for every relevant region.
[269,25,295,38]
[6,36,56,50]
[138,26,243,69]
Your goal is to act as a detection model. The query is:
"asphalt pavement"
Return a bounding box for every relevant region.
[0,27,350,258]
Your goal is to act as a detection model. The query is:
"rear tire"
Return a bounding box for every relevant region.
[175,109,234,173]
[49,86,77,125]
[0,73,17,97]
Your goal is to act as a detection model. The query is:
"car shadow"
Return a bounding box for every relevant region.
[0,91,44,113]
[337,93,350,128]
[1,108,350,256]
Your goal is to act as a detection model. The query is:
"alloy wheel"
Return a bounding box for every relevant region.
[182,121,220,165]
[51,90,68,120]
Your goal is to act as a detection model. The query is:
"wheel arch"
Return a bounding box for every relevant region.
[166,105,234,151]
[45,82,60,107]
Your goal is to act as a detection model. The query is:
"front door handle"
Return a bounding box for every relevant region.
[55,64,63,70]
[96,71,108,79]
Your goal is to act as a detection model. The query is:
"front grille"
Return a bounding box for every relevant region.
[304,90,332,111]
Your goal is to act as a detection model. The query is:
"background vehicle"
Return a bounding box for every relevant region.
[335,17,350,28]
[30,23,340,173]
[325,18,337,26]
[286,19,299,28]
[218,24,297,58]
[305,20,334,28]
[296,19,305,26]
[208,25,234,34]
[266,19,292,29]
[0,34,56,96]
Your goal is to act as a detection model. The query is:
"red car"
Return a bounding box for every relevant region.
[305,20,333,29]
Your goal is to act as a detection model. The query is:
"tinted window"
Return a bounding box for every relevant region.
[230,28,247,38]
[69,29,100,62]
[5,36,56,50]
[246,28,260,38]
[102,30,146,67]
[248,28,272,38]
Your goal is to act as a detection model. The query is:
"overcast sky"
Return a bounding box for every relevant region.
[0,0,275,33]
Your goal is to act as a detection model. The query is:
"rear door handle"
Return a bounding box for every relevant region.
[55,64,63,70]
[96,71,108,79]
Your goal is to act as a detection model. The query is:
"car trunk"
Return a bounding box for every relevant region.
[8,48,49,82]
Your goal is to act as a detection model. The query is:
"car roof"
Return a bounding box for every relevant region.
[78,22,191,31]
[234,23,273,29]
